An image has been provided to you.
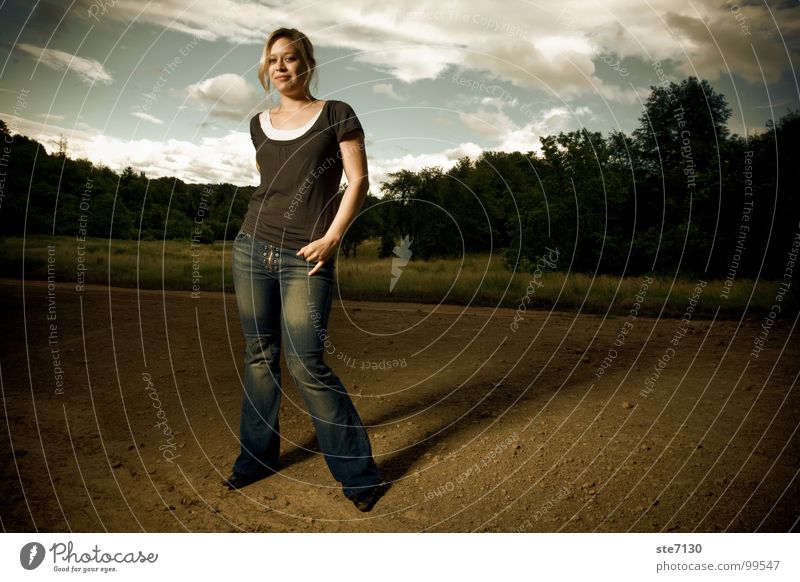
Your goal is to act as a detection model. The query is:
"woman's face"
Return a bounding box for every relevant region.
[268,36,307,96]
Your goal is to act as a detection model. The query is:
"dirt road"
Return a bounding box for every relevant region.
[1,278,797,532]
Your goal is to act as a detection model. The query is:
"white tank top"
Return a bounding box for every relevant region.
[259,105,324,140]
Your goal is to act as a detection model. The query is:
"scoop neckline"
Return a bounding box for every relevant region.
[256,100,331,143]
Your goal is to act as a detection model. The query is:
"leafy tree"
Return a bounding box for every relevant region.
[342,193,381,258]
[1,86,796,283]
[378,232,395,258]
[631,76,733,275]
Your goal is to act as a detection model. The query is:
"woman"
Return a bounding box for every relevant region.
[224,27,388,512]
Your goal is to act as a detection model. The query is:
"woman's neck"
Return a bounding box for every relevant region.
[275,94,318,112]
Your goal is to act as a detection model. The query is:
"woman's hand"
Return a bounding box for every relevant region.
[296,234,340,276]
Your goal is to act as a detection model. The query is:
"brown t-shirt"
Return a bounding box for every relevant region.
[241,99,364,249]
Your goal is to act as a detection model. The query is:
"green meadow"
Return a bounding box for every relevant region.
[1,235,793,318]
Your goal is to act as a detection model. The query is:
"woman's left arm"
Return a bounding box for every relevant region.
[297,129,368,276]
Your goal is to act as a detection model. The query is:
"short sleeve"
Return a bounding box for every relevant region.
[249,115,258,149]
[333,101,364,142]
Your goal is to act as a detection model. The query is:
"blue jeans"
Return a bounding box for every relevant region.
[230,229,382,497]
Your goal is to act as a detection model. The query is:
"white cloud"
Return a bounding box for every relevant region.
[355,43,466,83]
[0,113,257,185]
[17,43,113,85]
[489,105,598,155]
[183,73,263,120]
[85,131,258,185]
[2,110,480,192]
[368,143,485,190]
[76,0,799,99]
[372,83,406,101]
[131,111,164,125]
[457,108,518,140]
[444,84,598,152]
[80,0,286,43]
[36,113,65,122]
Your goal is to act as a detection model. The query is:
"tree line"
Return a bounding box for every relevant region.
[1,75,798,278]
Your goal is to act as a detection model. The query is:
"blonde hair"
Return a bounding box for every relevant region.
[257,28,318,99]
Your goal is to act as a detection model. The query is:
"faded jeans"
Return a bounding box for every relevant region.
[230,229,382,497]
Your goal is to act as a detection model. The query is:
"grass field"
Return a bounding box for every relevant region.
[1,235,793,318]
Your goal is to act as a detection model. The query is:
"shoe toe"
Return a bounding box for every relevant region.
[350,482,390,512]
[224,468,277,490]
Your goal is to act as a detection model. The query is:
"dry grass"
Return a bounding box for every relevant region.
[1,235,791,318]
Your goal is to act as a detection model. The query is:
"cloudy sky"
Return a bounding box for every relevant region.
[0,0,798,191]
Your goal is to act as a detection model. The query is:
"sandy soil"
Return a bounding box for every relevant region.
[1,277,798,532]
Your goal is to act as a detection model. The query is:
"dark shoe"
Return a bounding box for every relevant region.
[223,467,277,490]
[348,482,391,512]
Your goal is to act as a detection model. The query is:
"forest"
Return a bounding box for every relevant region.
[1,76,798,279]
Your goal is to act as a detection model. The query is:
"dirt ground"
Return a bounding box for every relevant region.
[1,276,798,533]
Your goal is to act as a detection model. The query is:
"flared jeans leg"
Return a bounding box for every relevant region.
[231,231,282,476]
[231,231,382,497]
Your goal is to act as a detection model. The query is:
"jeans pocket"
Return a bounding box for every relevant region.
[234,230,252,242]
